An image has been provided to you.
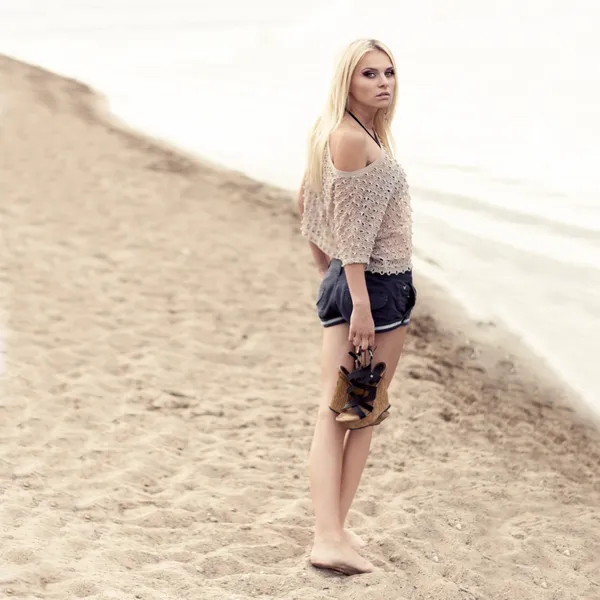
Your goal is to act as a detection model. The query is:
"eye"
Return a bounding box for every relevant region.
[362,71,376,78]
[386,70,395,77]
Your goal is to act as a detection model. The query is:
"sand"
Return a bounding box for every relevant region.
[0,55,599,600]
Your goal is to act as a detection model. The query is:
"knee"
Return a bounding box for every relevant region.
[316,404,351,435]
[316,405,337,422]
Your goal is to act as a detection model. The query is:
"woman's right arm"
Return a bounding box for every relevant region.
[298,177,330,277]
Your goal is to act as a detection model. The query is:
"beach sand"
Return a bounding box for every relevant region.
[0,55,599,600]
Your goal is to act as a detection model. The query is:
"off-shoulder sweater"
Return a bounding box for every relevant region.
[300,143,413,275]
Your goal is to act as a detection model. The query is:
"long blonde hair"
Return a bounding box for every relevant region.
[305,39,398,193]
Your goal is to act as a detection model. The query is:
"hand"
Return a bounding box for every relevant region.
[349,304,375,351]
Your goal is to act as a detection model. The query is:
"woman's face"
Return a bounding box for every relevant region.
[348,50,395,110]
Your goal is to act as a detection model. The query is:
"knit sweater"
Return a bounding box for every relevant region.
[300,143,413,275]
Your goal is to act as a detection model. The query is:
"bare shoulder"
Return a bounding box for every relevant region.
[329,126,368,172]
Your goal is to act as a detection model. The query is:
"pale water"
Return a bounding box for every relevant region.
[1,0,599,412]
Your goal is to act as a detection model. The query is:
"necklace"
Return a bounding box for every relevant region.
[346,110,381,148]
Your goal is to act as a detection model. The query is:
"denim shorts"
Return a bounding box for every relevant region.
[315,259,417,332]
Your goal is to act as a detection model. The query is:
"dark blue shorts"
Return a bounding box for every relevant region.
[315,259,417,333]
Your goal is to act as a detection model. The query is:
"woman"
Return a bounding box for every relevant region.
[298,39,416,575]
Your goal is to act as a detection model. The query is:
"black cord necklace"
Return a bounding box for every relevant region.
[346,110,381,148]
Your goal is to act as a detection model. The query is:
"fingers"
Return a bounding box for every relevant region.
[348,314,375,351]
[348,333,374,351]
[350,336,368,350]
[359,333,375,351]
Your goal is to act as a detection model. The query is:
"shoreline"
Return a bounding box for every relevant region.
[94,63,600,419]
[2,54,600,599]
[12,48,598,420]
[412,255,598,422]
[1,48,595,417]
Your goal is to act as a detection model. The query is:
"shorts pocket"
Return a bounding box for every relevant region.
[410,282,417,308]
[368,289,389,311]
[390,281,414,316]
[316,278,327,305]
[316,267,334,306]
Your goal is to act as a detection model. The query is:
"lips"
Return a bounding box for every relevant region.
[376,92,391,98]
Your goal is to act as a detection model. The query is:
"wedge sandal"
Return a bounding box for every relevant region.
[329,349,369,413]
[329,366,389,426]
[335,348,390,430]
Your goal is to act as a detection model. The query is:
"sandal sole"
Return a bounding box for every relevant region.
[331,407,390,425]
[342,405,391,430]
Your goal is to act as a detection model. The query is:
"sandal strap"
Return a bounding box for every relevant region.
[347,379,376,396]
[346,367,372,384]
[339,347,384,419]
[341,395,375,416]
[342,383,377,414]
[348,370,384,387]
[348,347,375,370]
[343,404,370,420]
[346,376,384,401]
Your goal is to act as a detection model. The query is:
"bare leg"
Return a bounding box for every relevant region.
[308,324,374,574]
[338,326,409,528]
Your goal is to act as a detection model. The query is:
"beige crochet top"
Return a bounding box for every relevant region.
[300,143,413,275]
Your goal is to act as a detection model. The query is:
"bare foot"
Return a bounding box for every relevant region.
[310,537,374,575]
[344,529,367,549]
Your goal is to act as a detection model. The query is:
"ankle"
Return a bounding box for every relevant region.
[314,527,345,544]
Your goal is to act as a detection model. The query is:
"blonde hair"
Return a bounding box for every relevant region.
[304,39,398,193]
